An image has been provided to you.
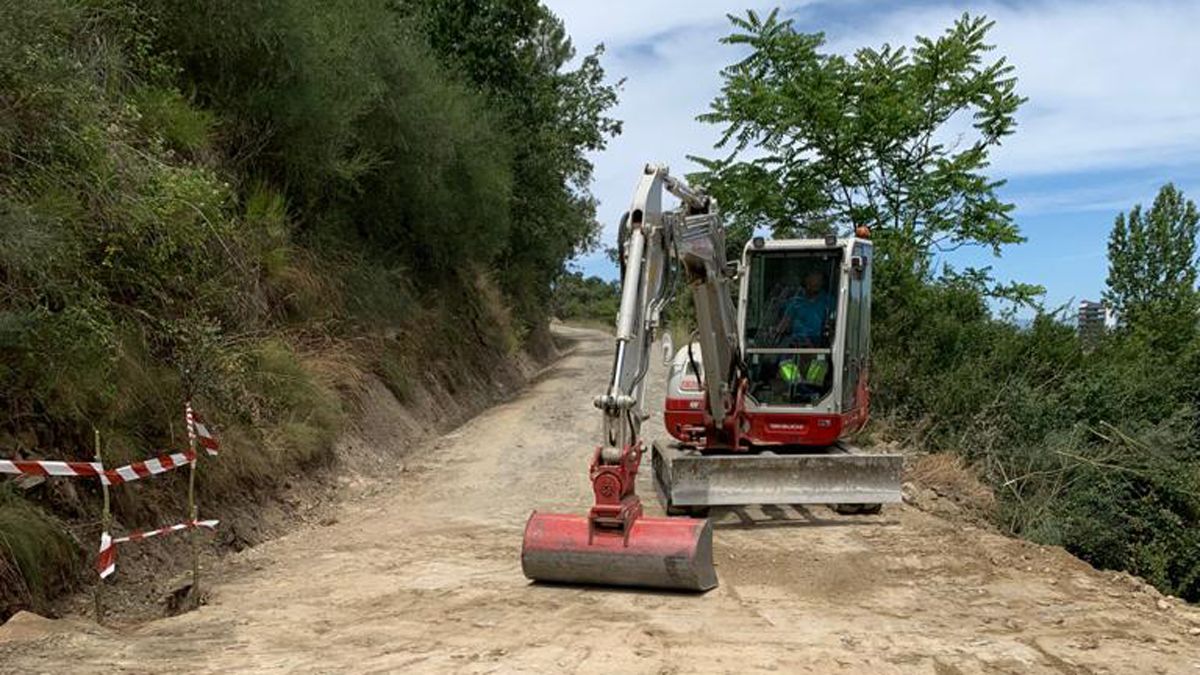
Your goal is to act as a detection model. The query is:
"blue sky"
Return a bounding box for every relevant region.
[543,0,1200,314]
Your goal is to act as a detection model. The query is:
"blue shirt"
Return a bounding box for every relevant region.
[783,293,832,343]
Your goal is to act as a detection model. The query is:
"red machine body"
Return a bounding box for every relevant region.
[663,369,871,448]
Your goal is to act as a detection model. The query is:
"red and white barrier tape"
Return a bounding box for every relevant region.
[102,449,196,485]
[1,450,195,485]
[0,458,104,478]
[6,403,217,485]
[97,531,116,579]
[113,519,219,544]
[97,519,219,578]
[186,402,220,456]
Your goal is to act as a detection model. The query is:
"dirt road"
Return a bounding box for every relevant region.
[3,326,1199,673]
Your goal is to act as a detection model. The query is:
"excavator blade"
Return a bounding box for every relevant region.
[653,441,903,508]
[521,511,717,592]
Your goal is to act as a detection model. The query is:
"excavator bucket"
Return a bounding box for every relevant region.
[521,511,717,592]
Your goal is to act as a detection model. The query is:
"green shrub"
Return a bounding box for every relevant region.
[873,276,1200,600]
[551,272,620,323]
[0,485,81,616]
[147,0,515,274]
[131,86,215,154]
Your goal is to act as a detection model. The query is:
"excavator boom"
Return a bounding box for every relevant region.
[522,164,720,592]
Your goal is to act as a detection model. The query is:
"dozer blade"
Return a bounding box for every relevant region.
[521,511,717,592]
[653,441,903,508]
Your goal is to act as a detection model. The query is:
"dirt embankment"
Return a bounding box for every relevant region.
[6,323,566,626]
[3,326,1199,674]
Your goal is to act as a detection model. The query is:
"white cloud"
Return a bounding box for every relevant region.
[551,0,790,55]
[824,0,1200,176]
[546,1,765,249]
[1007,172,1200,216]
[544,0,1200,275]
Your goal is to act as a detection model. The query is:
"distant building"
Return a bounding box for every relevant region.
[1077,300,1111,343]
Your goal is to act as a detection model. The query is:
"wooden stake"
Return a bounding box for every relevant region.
[93,427,110,624]
[186,403,200,609]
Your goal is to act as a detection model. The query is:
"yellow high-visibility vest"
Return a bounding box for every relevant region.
[805,357,828,384]
[779,360,800,382]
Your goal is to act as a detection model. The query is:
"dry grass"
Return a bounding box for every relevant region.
[472,270,522,355]
[908,453,997,516]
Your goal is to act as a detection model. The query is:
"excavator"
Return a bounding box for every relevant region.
[521,164,903,591]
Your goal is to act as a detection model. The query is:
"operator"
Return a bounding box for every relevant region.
[775,269,832,346]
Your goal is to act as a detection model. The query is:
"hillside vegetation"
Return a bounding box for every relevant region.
[0,0,617,617]
[551,272,621,324]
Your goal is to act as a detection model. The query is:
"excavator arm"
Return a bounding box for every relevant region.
[594,165,737,458]
[521,165,723,592]
[672,189,741,441]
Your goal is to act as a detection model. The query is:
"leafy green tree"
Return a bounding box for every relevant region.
[148,0,515,273]
[1105,183,1200,349]
[681,10,1200,600]
[693,10,1035,301]
[551,272,620,322]
[404,0,622,323]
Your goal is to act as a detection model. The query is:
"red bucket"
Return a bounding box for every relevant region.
[521,511,717,592]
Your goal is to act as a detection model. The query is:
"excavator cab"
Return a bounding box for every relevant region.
[742,244,843,406]
[662,236,876,446]
[655,235,900,513]
[740,238,871,420]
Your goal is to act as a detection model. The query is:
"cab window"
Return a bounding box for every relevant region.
[743,249,841,406]
[744,250,840,350]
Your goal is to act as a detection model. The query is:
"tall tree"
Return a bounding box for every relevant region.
[1105,183,1200,348]
[402,0,622,323]
[692,10,1034,301]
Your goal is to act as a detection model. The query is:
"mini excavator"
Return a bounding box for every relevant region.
[522,164,902,591]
